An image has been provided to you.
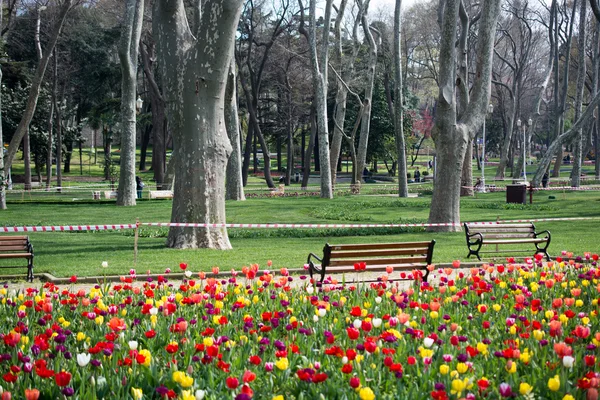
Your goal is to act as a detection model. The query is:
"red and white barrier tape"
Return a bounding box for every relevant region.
[1,224,137,233]
[141,222,460,228]
[4,216,600,233]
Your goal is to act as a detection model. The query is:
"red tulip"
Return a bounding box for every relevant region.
[242,370,256,383]
[349,377,360,388]
[55,371,72,387]
[346,327,360,340]
[226,376,239,389]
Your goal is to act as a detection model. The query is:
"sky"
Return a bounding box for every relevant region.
[369,0,421,14]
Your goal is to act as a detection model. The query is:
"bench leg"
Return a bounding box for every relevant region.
[28,256,34,282]
[535,243,551,261]
[466,250,482,261]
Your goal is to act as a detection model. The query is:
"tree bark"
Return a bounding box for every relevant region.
[569,0,587,187]
[117,0,144,206]
[329,0,348,188]
[428,0,502,231]
[140,36,168,189]
[225,52,245,201]
[300,0,333,198]
[155,0,243,249]
[356,0,378,186]
[3,0,73,173]
[394,0,408,197]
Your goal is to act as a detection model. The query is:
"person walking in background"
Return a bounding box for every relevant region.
[136,176,145,199]
[414,167,421,183]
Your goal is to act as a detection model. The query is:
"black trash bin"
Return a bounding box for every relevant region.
[506,184,527,204]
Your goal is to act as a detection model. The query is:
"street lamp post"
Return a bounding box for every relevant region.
[516,118,527,182]
[481,103,494,192]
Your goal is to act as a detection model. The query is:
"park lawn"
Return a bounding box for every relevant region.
[1,190,600,278]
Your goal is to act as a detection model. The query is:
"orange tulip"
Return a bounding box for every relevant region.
[429,301,441,312]
[108,317,127,332]
[24,389,40,400]
[198,271,206,280]
[571,288,581,297]
[564,298,575,307]
[386,266,394,274]
[212,266,220,275]
[552,298,563,308]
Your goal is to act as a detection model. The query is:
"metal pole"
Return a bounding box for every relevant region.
[481,119,486,192]
[523,125,527,182]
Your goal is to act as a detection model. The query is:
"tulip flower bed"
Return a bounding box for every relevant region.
[0,254,599,400]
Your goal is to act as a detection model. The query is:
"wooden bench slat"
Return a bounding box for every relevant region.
[329,256,428,267]
[0,245,33,251]
[483,238,547,244]
[327,264,425,273]
[0,253,34,258]
[0,236,28,241]
[329,242,433,251]
[330,248,430,258]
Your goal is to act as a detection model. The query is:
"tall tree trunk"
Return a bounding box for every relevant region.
[460,139,473,195]
[53,61,66,192]
[285,89,294,186]
[139,124,151,171]
[356,0,377,185]
[23,129,32,190]
[300,0,333,198]
[570,0,587,187]
[428,0,502,231]
[394,0,408,197]
[117,0,144,206]
[45,96,54,189]
[329,0,348,188]
[242,122,252,186]
[3,0,73,173]
[155,0,243,249]
[140,36,168,189]
[225,52,245,201]
[302,105,317,188]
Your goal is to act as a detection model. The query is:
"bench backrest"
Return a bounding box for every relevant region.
[323,241,435,267]
[0,236,30,252]
[465,223,536,239]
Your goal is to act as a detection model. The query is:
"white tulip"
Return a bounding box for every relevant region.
[424,337,435,348]
[128,341,138,350]
[372,318,382,328]
[375,297,382,304]
[353,319,362,329]
[195,389,206,400]
[313,315,319,322]
[306,286,314,294]
[77,353,91,367]
[101,261,108,268]
[149,307,158,316]
[342,356,349,364]
[563,355,575,368]
[185,270,193,278]
[317,308,327,317]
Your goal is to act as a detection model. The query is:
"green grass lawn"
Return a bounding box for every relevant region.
[1,189,600,278]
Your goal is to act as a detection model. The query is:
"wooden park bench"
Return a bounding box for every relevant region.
[307,240,436,283]
[0,236,35,282]
[149,190,173,199]
[464,222,551,261]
